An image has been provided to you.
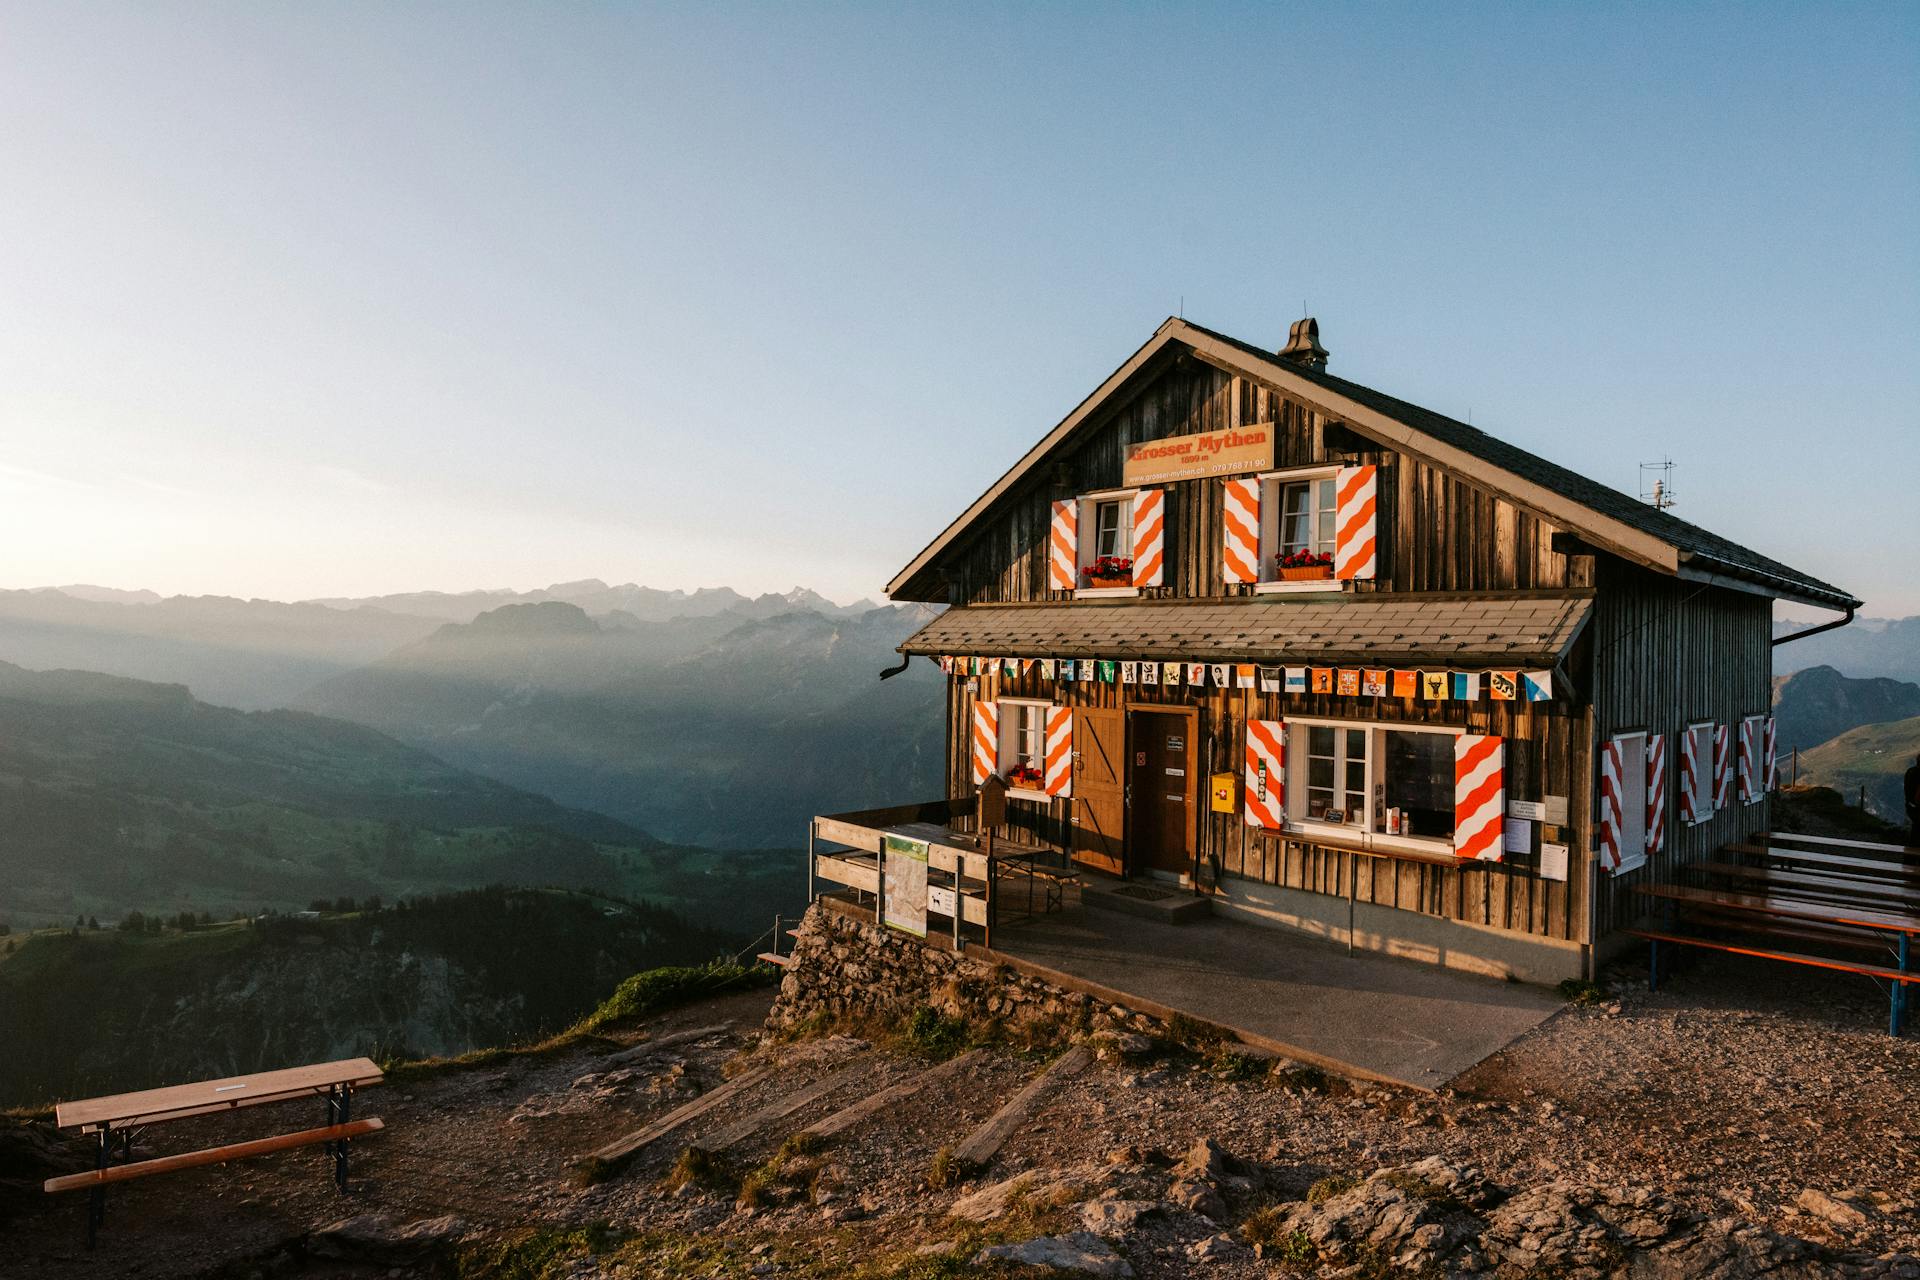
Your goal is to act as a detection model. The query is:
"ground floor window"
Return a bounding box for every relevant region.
[999,700,1048,791]
[1288,719,1460,845]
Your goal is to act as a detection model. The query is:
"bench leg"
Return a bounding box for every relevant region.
[325,1086,353,1191]
[86,1127,108,1249]
[1895,936,1910,1038]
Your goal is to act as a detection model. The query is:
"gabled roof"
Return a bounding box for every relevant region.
[900,594,1592,668]
[886,318,1857,611]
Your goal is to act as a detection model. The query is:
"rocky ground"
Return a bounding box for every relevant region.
[1,946,1916,1278]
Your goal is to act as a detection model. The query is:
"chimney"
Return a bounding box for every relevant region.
[1279,317,1328,372]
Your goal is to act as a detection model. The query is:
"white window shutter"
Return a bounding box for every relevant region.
[1333,465,1378,581]
[1678,729,1700,826]
[970,701,998,786]
[1131,489,1165,587]
[1454,734,1504,861]
[1222,478,1260,585]
[1048,500,1077,591]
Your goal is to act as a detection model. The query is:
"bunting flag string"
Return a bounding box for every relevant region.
[933,651,1558,703]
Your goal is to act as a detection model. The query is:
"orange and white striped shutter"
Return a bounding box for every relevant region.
[1645,733,1667,854]
[1131,488,1165,587]
[1244,719,1285,829]
[1763,716,1777,791]
[1044,707,1073,798]
[1454,734,1503,861]
[970,701,998,786]
[1738,719,1757,804]
[1222,478,1260,585]
[1333,465,1378,581]
[1048,501,1077,591]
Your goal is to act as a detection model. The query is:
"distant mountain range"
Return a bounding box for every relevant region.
[1796,717,1920,824]
[0,580,892,710]
[1774,615,1920,684]
[294,600,946,848]
[1770,665,1920,754]
[0,661,795,931]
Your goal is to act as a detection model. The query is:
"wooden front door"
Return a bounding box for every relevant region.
[1070,706,1126,876]
[1129,710,1195,875]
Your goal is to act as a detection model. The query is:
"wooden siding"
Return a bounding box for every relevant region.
[1587,564,1773,935]
[946,661,1591,943]
[944,356,1591,606]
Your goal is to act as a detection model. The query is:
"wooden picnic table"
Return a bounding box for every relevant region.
[1759,831,1920,859]
[1728,842,1920,885]
[1695,861,1920,911]
[1633,882,1918,1035]
[45,1057,385,1248]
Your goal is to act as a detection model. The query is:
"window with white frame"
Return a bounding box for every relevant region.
[1287,718,1460,844]
[1686,722,1716,821]
[999,700,1048,793]
[1258,467,1339,582]
[1090,497,1131,559]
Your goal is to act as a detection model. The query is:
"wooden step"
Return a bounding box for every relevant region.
[801,1048,987,1142]
[756,952,791,968]
[704,1054,871,1151]
[45,1119,384,1194]
[579,1067,772,1166]
[951,1044,1091,1169]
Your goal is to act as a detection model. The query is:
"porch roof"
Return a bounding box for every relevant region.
[900,593,1593,667]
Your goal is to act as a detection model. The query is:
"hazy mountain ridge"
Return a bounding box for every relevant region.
[296,603,946,847]
[1796,716,1920,822]
[1770,665,1920,755]
[0,580,895,711]
[1774,615,1920,684]
[0,661,797,931]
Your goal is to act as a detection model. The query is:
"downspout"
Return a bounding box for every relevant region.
[879,652,913,680]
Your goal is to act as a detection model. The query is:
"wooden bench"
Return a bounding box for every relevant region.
[1694,861,1920,911]
[44,1057,385,1248]
[1632,882,1917,1035]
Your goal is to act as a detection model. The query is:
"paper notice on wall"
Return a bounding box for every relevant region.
[1503,818,1533,855]
[1539,841,1569,882]
[882,834,929,938]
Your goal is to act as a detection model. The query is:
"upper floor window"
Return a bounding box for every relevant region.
[1276,475,1338,559]
[1091,496,1131,559]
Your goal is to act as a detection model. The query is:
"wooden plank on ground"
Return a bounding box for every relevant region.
[580,1067,772,1165]
[601,1025,734,1067]
[44,1118,385,1193]
[703,1054,871,1151]
[802,1048,987,1141]
[951,1045,1091,1169]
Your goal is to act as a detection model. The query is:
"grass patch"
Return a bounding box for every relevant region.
[1376,1169,1462,1210]
[570,961,774,1037]
[660,1144,734,1196]
[1208,1045,1267,1081]
[453,1223,627,1279]
[1556,978,1608,1006]
[1163,1011,1227,1052]
[1305,1174,1358,1204]
[737,1130,829,1209]
[898,1005,973,1060]
[1240,1208,1317,1263]
[926,1144,976,1190]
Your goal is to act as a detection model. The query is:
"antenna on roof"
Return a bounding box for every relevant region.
[1639,457,1676,510]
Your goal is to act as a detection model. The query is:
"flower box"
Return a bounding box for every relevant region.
[1084,574,1133,589]
[1278,564,1335,582]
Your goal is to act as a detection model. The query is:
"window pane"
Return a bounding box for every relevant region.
[1316,479,1337,554]
[1382,731,1455,838]
[1282,483,1312,553]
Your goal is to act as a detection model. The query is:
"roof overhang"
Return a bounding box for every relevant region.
[898,593,1594,669]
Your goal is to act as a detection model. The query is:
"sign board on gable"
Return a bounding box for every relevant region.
[882,834,929,938]
[1122,424,1276,487]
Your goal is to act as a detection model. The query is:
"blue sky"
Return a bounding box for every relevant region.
[1,3,1913,614]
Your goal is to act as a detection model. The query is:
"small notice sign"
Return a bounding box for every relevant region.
[1507,800,1545,822]
[928,884,957,919]
[1503,817,1533,855]
[1539,841,1569,882]
[1543,795,1569,826]
[882,834,929,938]
[1122,424,1276,487]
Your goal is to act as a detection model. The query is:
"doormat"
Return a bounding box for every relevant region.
[1110,884,1179,902]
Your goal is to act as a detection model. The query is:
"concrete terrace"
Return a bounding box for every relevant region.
[988,903,1565,1090]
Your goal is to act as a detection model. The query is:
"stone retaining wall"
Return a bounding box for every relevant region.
[765,901,1171,1043]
